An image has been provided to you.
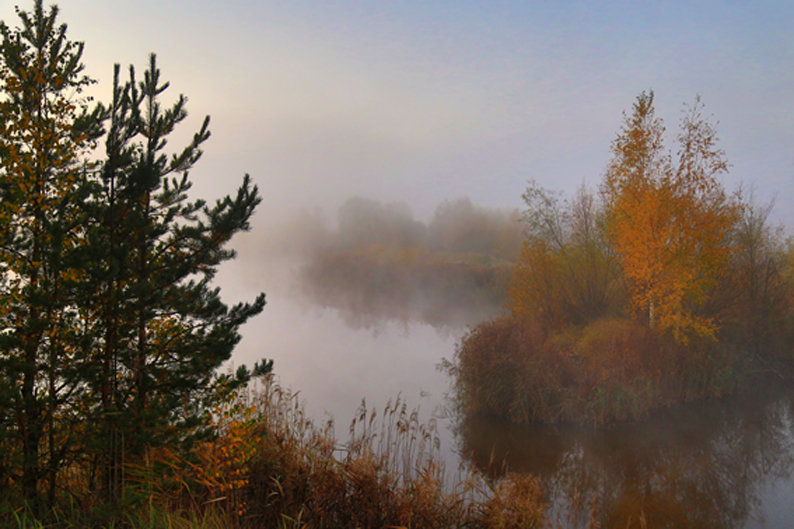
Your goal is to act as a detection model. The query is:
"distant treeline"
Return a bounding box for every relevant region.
[303,247,513,329]
[285,197,523,327]
[279,196,523,261]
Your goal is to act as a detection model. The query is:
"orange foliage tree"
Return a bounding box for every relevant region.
[602,92,740,342]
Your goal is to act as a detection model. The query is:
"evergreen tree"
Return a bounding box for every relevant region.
[0,1,268,511]
[82,54,268,501]
[0,0,102,510]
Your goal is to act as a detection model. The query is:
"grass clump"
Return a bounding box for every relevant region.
[220,375,547,528]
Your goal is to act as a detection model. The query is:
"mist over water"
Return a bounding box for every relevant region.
[217,248,467,471]
[217,197,794,527]
[214,197,517,475]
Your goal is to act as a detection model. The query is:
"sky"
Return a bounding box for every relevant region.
[1,0,792,228]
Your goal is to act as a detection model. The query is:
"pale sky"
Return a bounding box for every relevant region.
[3,0,793,227]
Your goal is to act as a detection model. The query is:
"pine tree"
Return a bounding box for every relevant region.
[82,54,267,500]
[0,2,268,510]
[0,0,102,510]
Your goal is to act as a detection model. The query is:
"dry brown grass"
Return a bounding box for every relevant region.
[119,374,548,529]
[478,473,545,529]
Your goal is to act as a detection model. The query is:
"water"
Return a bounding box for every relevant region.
[460,386,794,528]
[220,255,794,528]
[217,255,462,465]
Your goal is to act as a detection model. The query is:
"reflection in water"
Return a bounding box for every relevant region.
[458,384,794,528]
[219,256,465,471]
[299,253,509,332]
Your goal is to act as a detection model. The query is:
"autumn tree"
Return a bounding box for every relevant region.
[0,0,102,510]
[602,92,740,342]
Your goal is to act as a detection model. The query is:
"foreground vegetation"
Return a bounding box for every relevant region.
[0,1,268,518]
[448,93,794,426]
[2,375,560,528]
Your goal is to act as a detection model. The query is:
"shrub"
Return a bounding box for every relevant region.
[451,317,575,424]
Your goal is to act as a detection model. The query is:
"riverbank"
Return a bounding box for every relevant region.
[7,371,794,528]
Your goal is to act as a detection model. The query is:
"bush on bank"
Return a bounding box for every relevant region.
[448,315,760,426]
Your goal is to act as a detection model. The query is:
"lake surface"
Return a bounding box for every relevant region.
[220,254,794,528]
[461,385,794,528]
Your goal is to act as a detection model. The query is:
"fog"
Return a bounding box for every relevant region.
[237,196,522,328]
[205,195,522,473]
[260,195,522,257]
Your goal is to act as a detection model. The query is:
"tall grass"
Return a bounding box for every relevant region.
[218,375,547,528]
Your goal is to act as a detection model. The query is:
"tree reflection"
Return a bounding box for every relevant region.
[300,251,509,332]
[457,383,794,528]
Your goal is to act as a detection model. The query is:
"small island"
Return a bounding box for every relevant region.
[448,91,794,426]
